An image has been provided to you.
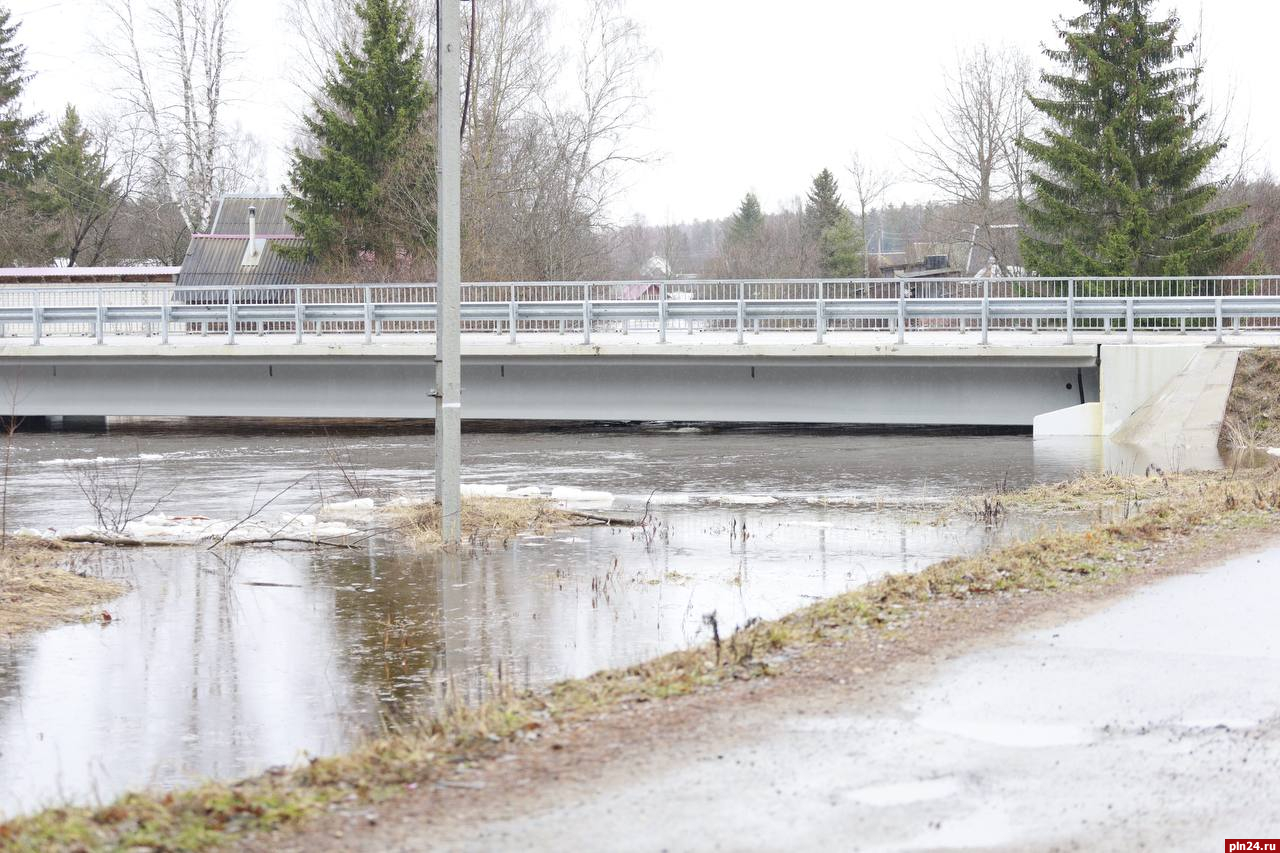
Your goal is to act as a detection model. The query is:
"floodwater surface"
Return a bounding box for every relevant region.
[0,425,1124,815]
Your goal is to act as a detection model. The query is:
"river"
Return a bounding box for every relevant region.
[0,422,1125,816]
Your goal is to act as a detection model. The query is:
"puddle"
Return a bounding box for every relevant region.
[913,715,1097,748]
[846,776,962,806]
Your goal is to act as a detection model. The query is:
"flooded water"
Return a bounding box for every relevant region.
[0,424,1132,815]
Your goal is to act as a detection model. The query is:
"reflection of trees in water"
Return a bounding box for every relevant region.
[320,541,578,717]
[321,545,449,716]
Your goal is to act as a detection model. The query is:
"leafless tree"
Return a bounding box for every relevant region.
[846,152,895,276]
[100,0,262,236]
[908,44,1034,271]
[66,451,179,535]
[283,0,433,98]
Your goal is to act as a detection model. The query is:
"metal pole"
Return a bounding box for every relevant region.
[227,288,236,345]
[582,282,592,344]
[363,285,373,344]
[30,290,40,346]
[1125,297,1134,344]
[508,283,517,343]
[294,287,303,344]
[1066,279,1075,344]
[980,279,989,346]
[434,0,463,546]
[161,288,170,344]
[658,280,668,343]
[896,280,906,345]
[1215,298,1224,344]
[736,281,744,345]
[815,281,825,344]
[96,288,105,345]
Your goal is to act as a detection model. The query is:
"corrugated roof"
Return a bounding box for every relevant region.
[209,194,294,237]
[177,234,308,291]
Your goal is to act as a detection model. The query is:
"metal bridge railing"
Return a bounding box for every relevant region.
[1,276,1279,346]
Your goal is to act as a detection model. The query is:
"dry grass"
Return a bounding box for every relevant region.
[0,538,124,637]
[1222,348,1280,450]
[389,496,583,548]
[6,467,1280,851]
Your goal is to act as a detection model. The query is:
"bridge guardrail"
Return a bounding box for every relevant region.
[0,276,1278,346]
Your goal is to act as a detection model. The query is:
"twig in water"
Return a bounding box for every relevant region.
[205,473,314,550]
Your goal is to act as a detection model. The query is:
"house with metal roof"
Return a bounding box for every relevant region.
[176,193,309,295]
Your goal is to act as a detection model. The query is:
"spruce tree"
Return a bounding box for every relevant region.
[1020,0,1252,278]
[819,212,862,278]
[804,169,845,236]
[34,106,120,266]
[0,5,39,189]
[286,0,431,262]
[727,192,764,244]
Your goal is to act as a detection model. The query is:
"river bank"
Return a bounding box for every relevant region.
[0,539,123,638]
[5,465,1276,851]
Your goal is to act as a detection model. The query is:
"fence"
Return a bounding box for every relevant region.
[1,276,1278,346]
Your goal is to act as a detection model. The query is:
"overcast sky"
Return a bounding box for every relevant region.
[7,0,1279,225]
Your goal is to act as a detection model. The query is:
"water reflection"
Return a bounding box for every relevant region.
[0,425,1208,815]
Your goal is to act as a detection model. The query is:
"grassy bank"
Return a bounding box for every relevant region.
[5,467,1280,852]
[390,495,590,548]
[0,538,124,638]
[1222,347,1280,450]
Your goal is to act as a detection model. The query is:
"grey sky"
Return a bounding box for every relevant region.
[7,0,1278,226]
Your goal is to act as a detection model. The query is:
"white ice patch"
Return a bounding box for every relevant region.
[37,456,121,467]
[1268,447,1280,458]
[550,486,614,504]
[509,486,543,497]
[56,511,365,546]
[321,497,376,514]
[709,494,778,506]
[462,483,510,497]
[641,493,692,505]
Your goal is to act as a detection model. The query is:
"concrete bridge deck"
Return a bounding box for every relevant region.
[0,332,1107,425]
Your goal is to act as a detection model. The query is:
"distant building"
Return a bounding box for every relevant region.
[176,194,309,293]
[641,255,671,279]
[0,266,179,285]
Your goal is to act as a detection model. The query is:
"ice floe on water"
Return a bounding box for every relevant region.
[36,456,122,467]
[50,511,366,546]
[549,486,615,505]
[319,497,376,515]
[708,494,778,506]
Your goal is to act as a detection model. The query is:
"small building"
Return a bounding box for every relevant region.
[176,194,308,297]
[0,266,179,286]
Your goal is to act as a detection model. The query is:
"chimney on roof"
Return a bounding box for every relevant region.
[241,204,264,267]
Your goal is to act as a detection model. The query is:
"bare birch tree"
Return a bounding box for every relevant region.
[101,0,259,236]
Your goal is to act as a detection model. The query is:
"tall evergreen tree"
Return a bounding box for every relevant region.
[727,192,764,244]
[0,5,38,190]
[1020,0,1252,277]
[804,168,845,236]
[819,212,862,278]
[34,106,121,266]
[286,0,432,262]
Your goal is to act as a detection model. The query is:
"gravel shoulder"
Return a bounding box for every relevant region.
[246,521,1280,853]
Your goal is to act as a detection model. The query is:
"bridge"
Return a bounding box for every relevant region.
[0,276,1274,437]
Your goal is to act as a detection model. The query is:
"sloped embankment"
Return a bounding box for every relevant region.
[1220,348,1280,450]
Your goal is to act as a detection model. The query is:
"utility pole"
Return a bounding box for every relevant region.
[434,0,462,545]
